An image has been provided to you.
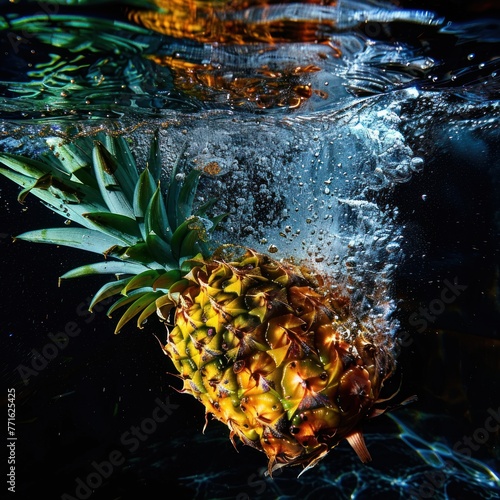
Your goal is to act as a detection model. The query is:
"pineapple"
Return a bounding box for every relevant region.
[0,130,396,474]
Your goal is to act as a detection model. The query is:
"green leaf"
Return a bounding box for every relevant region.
[195,197,218,217]
[0,167,97,227]
[92,141,134,217]
[114,291,164,333]
[179,226,203,261]
[104,134,138,205]
[83,212,142,245]
[0,152,69,180]
[123,269,163,295]
[137,300,161,328]
[165,142,188,231]
[16,227,122,254]
[147,129,161,183]
[106,287,155,317]
[113,241,158,265]
[170,217,196,262]
[151,269,182,291]
[133,168,156,238]
[60,261,150,280]
[108,135,138,181]
[145,233,177,269]
[45,137,97,188]
[145,185,171,244]
[177,169,202,224]
[89,278,131,312]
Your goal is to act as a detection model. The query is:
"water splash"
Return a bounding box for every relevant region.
[0,0,498,496]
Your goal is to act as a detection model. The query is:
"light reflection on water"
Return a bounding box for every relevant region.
[0,1,499,498]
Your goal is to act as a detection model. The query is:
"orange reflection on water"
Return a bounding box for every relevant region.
[130,1,341,109]
[147,53,326,108]
[128,0,339,44]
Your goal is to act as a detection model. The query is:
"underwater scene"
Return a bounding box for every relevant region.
[0,0,499,499]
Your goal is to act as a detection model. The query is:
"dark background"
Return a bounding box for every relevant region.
[0,1,499,499]
[1,115,499,499]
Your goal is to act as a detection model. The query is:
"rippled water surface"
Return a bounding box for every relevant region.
[0,1,499,499]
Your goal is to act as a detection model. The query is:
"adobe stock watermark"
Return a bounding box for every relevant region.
[408,406,500,499]
[453,406,500,457]
[61,396,179,500]
[5,1,59,54]
[235,465,283,500]
[398,276,468,348]
[15,295,114,385]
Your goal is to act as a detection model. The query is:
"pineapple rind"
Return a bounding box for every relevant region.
[164,249,395,472]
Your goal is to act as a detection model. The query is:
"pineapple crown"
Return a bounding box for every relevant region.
[0,130,226,332]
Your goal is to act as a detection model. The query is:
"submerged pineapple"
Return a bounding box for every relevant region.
[0,131,396,473]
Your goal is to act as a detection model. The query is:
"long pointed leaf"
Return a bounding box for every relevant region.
[60,261,151,280]
[151,269,182,291]
[16,227,122,254]
[110,135,139,182]
[166,141,188,231]
[83,212,142,245]
[0,152,69,180]
[104,134,138,205]
[145,233,177,269]
[114,291,164,333]
[177,169,202,223]
[45,137,97,188]
[92,141,134,217]
[145,185,171,244]
[170,217,195,262]
[0,168,99,228]
[195,197,218,217]
[137,300,162,328]
[106,287,155,317]
[123,269,162,295]
[133,168,156,239]
[89,278,131,312]
[0,165,106,226]
[147,129,161,183]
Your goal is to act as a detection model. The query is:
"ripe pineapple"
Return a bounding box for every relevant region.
[0,130,396,474]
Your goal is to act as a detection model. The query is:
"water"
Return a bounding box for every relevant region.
[0,1,499,499]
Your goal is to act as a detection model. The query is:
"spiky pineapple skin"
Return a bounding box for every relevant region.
[0,131,397,473]
[157,246,395,472]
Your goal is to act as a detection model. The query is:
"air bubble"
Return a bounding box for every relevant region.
[410,157,424,172]
[386,242,400,253]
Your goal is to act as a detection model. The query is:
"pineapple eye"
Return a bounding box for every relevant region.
[320,372,328,381]
[233,360,245,373]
